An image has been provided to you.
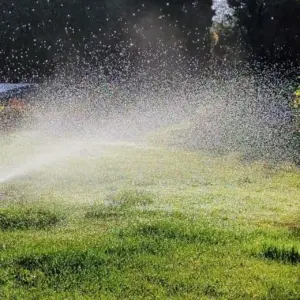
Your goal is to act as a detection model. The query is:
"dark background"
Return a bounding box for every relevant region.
[0,0,213,82]
[1,0,300,82]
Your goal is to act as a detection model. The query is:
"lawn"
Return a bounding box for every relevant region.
[0,133,300,299]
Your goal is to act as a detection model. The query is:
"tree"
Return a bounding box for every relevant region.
[0,0,213,82]
[227,0,300,70]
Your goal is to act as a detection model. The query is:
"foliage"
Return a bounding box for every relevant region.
[0,0,213,81]
[227,0,300,68]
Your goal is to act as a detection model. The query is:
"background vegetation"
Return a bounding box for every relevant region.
[0,0,213,82]
[2,0,300,161]
[1,0,300,81]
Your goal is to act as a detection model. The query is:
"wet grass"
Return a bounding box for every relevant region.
[85,190,154,219]
[0,137,300,299]
[0,207,62,230]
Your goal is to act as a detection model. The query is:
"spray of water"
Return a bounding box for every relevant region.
[0,65,294,185]
[0,3,296,185]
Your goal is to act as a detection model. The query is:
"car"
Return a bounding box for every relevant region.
[0,83,37,102]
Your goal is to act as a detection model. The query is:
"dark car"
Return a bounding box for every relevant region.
[0,83,37,103]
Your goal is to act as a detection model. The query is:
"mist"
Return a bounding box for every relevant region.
[0,0,298,185]
[0,62,295,185]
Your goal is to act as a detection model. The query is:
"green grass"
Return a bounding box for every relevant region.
[0,207,62,230]
[0,134,300,299]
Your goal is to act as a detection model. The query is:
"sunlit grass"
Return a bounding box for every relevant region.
[0,134,300,298]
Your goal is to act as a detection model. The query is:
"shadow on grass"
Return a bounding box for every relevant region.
[0,203,245,297]
[12,250,107,289]
[133,221,223,245]
[6,214,232,291]
[0,208,63,230]
[261,244,300,264]
[11,238,171,290]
